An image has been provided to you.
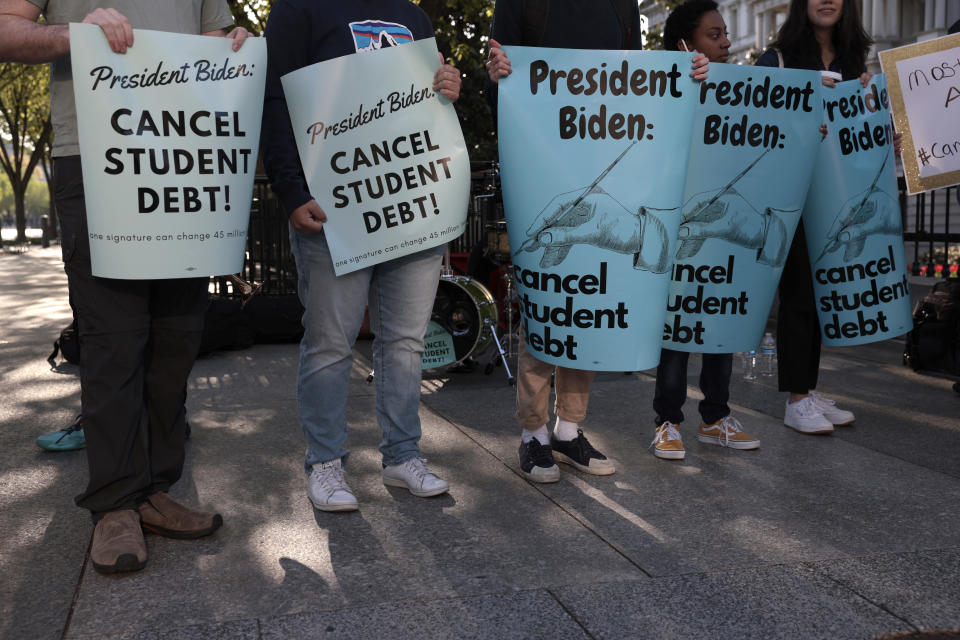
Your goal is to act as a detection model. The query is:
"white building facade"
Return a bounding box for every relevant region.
[639,0,960,70]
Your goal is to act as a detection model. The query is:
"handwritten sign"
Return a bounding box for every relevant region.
[879,33,960,194]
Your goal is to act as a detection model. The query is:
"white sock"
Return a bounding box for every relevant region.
[521,425,550,446]
[553,417,580,441]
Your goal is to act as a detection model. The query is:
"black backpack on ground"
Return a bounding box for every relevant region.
[48,317,81,367]
[199,297,255,356]
[903,280,960,375]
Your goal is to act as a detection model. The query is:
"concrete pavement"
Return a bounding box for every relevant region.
[1,247,958,640]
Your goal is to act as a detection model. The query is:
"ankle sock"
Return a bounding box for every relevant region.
[553,417,580,441]
[521,425,550,446]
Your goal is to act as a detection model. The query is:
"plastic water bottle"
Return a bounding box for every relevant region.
[759,332,777,377]
[740,350,757,380]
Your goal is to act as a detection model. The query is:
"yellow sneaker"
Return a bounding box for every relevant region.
[698,416,760,450]
[650,421,685,460]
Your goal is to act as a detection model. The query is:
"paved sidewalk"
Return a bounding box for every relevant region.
[1,247,958,640]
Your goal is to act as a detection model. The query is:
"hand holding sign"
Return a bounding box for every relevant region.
[82,8,133,53]
[433,58,461,100]
[289,199,328,234]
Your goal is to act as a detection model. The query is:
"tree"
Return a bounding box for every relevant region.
[417,0,497,160]
[0,62,50,246]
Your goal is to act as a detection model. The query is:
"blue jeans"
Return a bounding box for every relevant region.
[289,227,443,471]
[653,349,732,426]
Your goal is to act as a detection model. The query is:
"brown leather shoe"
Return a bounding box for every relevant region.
[90,510,147,574]
[139,492,223,539]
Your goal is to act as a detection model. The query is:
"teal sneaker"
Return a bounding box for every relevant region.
[36,415,85,451]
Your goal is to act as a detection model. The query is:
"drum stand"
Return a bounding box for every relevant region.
[483,317,515,385]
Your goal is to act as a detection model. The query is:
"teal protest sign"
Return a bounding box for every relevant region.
[71,25,266,279]
[498,47,699,371]
[802,75,911,346]
[282,38,469,275]
[664,64,822,353]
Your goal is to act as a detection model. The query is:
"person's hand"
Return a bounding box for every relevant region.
[821,75,837,88]
[226,26,248,51]
[893,129,903,156]
[82,8,133,53]
[691,52,709,81]
[434,58,461,101]
[289,200,327,234]
[859,71,873,87]
[820,123,828,140]
[677,194,789,266]
[486,38,511,83]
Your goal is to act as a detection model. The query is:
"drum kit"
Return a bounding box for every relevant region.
[429,161,521,384]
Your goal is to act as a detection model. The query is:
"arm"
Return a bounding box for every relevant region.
[0,1,134,62]
[0,0,67,62]
[202,26,249,51]
[260,0,323,232]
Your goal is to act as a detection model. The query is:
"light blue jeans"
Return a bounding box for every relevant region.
[289,226,443,471]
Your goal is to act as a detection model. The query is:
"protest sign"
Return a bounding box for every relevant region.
[664,64,822,353]
[879,33,960,194]
[282,38,469,275]
[421,321,457,369]
[70,24,266,279]
[803,75,912,346]
[498,47,699,371]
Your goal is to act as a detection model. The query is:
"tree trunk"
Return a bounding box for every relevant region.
[14,187,26,243]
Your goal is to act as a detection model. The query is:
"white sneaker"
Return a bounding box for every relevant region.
[809,391,855,426]
[382,458,450,497]
[308,459,359,512]
[783,397,834,434]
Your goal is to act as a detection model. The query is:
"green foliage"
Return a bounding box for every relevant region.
[642,0,683,50]
[416,0,497,160]
[0,62,51,243]
[227,0,272,35]
[0,174,12,223]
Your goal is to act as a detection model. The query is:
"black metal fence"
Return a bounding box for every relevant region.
[900,177,960,278]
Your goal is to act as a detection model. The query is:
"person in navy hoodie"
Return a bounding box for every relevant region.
[261,0,461,511]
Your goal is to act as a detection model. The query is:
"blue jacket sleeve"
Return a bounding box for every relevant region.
[260,0,313,217]
[755,49,780,68]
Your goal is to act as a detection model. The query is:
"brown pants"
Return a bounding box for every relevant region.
[516,338,595,429]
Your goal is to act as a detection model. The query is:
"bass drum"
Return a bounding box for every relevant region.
[431,275,498,366]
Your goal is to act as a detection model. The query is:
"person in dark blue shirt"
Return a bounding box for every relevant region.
[260,0,462,511]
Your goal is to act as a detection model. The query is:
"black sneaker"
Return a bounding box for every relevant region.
[551,430,616,475]
[518,439,560,483]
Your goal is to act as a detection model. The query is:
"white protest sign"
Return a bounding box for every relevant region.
[879,33,960,194]
[70,24,266,278]
[281,37,469,275]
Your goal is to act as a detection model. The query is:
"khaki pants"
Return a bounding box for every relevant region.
[516,337,595,429]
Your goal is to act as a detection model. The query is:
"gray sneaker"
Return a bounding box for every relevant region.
[308,459,359,512]
[382,458,450,497]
